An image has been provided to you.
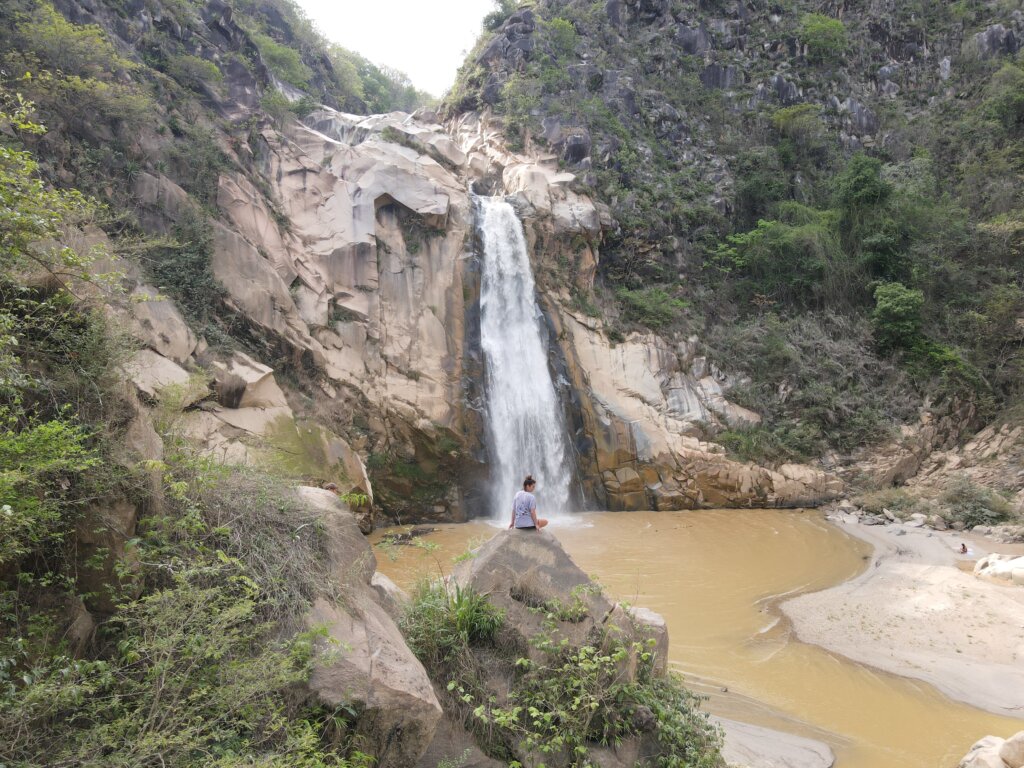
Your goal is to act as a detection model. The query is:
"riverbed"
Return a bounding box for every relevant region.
[370,509,1023,768]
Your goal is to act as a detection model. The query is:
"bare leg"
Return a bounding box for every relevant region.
[537,518,549,529]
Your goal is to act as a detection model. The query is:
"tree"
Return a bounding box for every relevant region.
[872,282,923,350]
[799,14,848,64]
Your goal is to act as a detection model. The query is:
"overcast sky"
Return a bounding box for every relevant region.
[294,0,495,97]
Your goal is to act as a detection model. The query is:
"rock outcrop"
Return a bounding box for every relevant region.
[298,487,442,768]
[975,554,1024,587]
[959,731,1024,768]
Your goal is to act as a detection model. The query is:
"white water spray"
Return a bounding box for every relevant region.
[477,197,574,520]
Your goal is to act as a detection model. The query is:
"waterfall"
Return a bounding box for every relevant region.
[477,196,574,521]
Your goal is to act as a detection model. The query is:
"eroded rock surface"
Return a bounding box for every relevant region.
[299,487,442,768]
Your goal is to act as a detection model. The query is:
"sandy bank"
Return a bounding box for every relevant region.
[782,516,1024,718]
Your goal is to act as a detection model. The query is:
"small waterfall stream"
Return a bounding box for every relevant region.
[476,196,574,520]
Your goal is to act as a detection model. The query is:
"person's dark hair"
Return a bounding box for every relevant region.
[523,474,536,490]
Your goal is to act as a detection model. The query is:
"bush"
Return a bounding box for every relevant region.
[252,32,313,88]
[715,421,824,465]
[471,627,723,767]
[166,53,223,91]
[872,282,923,350]
[799,13,847,63]
[401,581,503,677]
[143,210,225,328]
[0,559,359,767]
[616,285,687,329]
[941,476,1011,528]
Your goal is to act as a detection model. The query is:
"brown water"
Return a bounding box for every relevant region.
[370,510,1024,768]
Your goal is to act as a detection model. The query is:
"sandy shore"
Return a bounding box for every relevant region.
[782,516,1024,718]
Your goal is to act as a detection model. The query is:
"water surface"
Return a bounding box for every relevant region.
[371,510,1023,767]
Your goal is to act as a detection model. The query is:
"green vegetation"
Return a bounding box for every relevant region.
[0,92,367,767]
[940,475,1012,528]
[448,0,1024,461]
[253,31,314,88]
[401,583,723,766]
[798,14,848,63]
[616,285,687,330]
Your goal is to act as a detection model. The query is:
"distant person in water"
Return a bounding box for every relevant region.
[510,475,548,530]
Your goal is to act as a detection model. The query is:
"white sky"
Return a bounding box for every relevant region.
[294,0,496,97]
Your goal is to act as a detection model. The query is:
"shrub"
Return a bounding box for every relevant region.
[799,13,847,63]
[715,421,824,465]
[166,53,223,91]
[143,210,225,328]
[252,32,313,88]
[984,63,1024,134]
[472,629,723,767]
[546,18,577,58]
[872,282,923,350]
[616,285,687,329]
[483,0,519,32]
[0,559,359,767]
[941,476,1011,528]
[401,581,503,677]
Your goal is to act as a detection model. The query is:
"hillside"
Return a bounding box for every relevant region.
[0,0,1023,764]
[449,0,1024,470]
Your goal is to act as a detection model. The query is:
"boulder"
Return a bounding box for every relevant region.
[211,351,289,409]
[371,572,408,620]
[452,529,614,659]
[308,598,442,768]
[415,704,504,768]
[299,487,441,768]
[959,735,1014,768]
[974,554,1024,586]
[123,349,197,401]
[1001,732,1024,768]
[128,284,197,363]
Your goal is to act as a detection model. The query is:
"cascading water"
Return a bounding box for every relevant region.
[477,196,574,520]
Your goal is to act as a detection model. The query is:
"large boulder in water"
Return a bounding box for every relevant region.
[452,530,669,675]
[959,731,1024,768]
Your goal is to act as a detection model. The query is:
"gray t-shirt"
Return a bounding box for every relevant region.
[512,490,538,528]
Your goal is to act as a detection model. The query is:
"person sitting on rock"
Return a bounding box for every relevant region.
[509,474,548,530]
